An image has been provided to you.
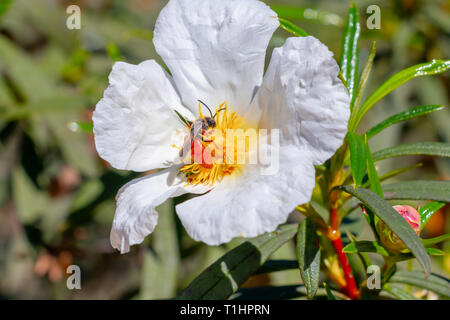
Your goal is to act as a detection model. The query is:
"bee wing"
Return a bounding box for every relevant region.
[191,120,204,138]
[179,135,193,161]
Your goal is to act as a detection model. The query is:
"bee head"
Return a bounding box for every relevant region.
[205,117,216,128]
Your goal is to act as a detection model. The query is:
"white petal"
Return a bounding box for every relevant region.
[253,36,350,165]
[153,0,279,114]
[93,60,194,172]
[111,167,211,253]
[175,146,315,245]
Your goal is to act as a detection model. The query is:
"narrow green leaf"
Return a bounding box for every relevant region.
[422,233,450,246]
[271,5,344,27]
[296,218,320,299]
[365,136,383,197]
[231,285,346,300]
[323,282,337,300]
[106,42,122,62]
[339,186,430,275]
[352,41,376,113]
[347,132,367,186]
[342,240,390,256]
[68,121,93,133]
[176,224,298,300]
[364,163,423,186]
[389,271,450,297]
[383,283,420,300]
[344,241,443,259]
[340,3,360,102]
[278,18,308,37]
[350,59,450,131]
[419,201,446,230]
[0,0,13,19]
[366,105,445,139]
[255,260,298,275]
[231,285,306,300]
[383,181,450,202]
[373,142,450,161]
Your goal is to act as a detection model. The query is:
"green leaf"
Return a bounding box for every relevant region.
[340,3,360,102]
[68,121,93,133]
[255,260,298,275]
[419,201,446,230]
[422,233,450,246]
[365,136,383,197]
[323,282,336,300]
[372,142,450,161]
[339,186,430,275]
[343,241,443,259]
[278,18,308,37]
[389,270,450,298]
[347,132,367,186]
[382,283,420,300]
[366,105,445,139]
[176,224,298,300]
[141,199,179,299]
[0,0,13,19]
[231,285,306,300]
[342,240,390,256]
[383,181,450,202]
[271,5,344,27]
[364,163,423,186]
[106,42,122,62]
[296,218,320,299]
[352,41,376,113]
[231,285,345,300]
[349,59,450,131]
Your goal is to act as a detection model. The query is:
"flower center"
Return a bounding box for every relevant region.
[175,102,249,186]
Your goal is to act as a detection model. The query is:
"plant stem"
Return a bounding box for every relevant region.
[329,207,360,299]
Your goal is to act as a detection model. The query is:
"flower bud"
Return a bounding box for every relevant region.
[376,205,421,253]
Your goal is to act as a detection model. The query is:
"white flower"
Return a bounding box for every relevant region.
[93,0,350,253]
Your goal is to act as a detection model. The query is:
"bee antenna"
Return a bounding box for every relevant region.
[197,99,213,117]
[213,108,226,118]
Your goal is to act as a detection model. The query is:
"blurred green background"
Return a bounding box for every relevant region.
[0,0,448,299]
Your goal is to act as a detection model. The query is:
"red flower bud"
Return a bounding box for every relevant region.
[376,205,421,253]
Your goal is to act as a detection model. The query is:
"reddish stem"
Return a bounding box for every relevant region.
[331,236,360,299]
[329,208,360,300]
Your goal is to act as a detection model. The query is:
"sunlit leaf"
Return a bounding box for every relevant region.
[419,201,446,230]
[347,132,366,186]
[278,18,308,37]
[352,41,376,113]
[271,5,344,27]
[340,3,360,103]
[372,142,450,161]
[366,105,445,139]
[349,59,450,131]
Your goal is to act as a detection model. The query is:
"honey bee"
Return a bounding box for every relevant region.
[176,100,224,161]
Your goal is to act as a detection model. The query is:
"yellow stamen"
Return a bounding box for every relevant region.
[177,102,248,186]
